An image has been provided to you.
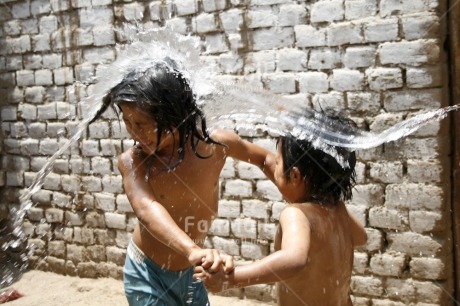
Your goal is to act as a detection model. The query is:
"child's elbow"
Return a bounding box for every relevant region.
[353,230,368,247]
[286,254,308,274]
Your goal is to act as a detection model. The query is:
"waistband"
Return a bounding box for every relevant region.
[127,239,146,265]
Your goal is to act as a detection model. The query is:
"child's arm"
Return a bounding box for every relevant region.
[211,129,276,182]
[118,147,229,270]
[347,209,367,247]
[195,206,310,292]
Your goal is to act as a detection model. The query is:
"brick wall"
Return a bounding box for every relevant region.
[0,0,455,304]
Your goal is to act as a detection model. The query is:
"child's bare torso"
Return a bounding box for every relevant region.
[275,202,354,306]
[131,142,227,271]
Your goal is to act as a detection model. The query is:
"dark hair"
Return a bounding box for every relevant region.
[89,57,222,168]
[280,121,357,205]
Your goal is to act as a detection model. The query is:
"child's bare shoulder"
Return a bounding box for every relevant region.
[210,128,237,143]
[279,204,313,222]
[117,146,147,172]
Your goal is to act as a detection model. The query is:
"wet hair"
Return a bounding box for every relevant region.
[280,118,357,205]
[89,57,222,169]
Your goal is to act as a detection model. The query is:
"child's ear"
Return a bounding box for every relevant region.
[289,167,303,186]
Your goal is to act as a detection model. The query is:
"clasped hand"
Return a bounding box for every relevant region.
[189,248,235,293]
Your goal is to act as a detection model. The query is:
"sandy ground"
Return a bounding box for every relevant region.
[2,270,276,306]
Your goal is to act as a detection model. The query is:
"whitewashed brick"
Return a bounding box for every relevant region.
[311,0,344,23]
[297,72,328,93]
[175,0,197,16]
[402,13,439,40]
[406,66,442,88]
[24,54,43,69]
[93,26,115,46]
[247,9,276,29]
[345,0,377,19]
[212,236,239,256]
[94,193,116,212]
[327,22,363,46]
[407,159,446,183]
[385,278,443,304]
[330,69,364,91]
[410,257,447,280]
[247,51,276,73]
[204,34,228,54]
[203,0,226,12]
[264,73,296,94]
[351,276,384,296]
[409,210,444,233]
[237,162,264,180]
[347,92,380,115]
[17,70,35,86]
[163,18,186,35]
[148,2,161,21]
[379,40,440,66]
[31,0,51,16]
[380,0,439,17]
[369,161,403,183]
[105,212,126,229]
[364,228,384,252]
[366,68,403,91]
[45,208,64,223]
[218,199,241,218]
[209,218,230,236]
[121,3,144,21]
[346,204,367,226]
[312,91,345,112]
[294,25,326,48]
[384,88,442,111]
[343,46,376,68]
[278,48,307,71]
[220,8,243,32]
[252,28,294,51]
[279,4,307,26]
[193,13,218,33]
[353,252,369,274]
[363,17,399,42]
[224,179,252,197]
[308,49,341,70]
[242,199,270,219]
[218,53,243,74]
[369,112,403,133]
[369,206,407,231]
[256,180,282,201]
[369,253,407,276]
[241,241,269,259]
[231,218,257,239]
[387,232,444,256]
[258,222,277,240]
[385,183,445,211]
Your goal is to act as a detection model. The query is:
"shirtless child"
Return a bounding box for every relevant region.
[88,58,240,305]
[195,128,368,305]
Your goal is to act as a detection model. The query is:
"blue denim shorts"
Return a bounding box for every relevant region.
[124,240,210,306]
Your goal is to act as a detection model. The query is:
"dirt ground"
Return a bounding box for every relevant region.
[2,270,276,306]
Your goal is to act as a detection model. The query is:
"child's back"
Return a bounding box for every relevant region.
[275,201,356,306]
[194,126,367,305]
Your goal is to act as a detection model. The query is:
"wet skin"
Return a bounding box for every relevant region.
[194,141,367,306]
[118,103,228,271]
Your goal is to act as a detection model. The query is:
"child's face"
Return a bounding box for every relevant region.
[119,103,160,155]
[274,142,306,203]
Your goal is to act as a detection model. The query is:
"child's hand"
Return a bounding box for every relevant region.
[188,248,234,273]
[193,266,235,293]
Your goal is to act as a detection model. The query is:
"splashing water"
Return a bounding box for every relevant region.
[2,26,459,290]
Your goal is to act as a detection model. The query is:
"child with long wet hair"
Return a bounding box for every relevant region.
[89,58,235,306]
[194,122,367,306]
